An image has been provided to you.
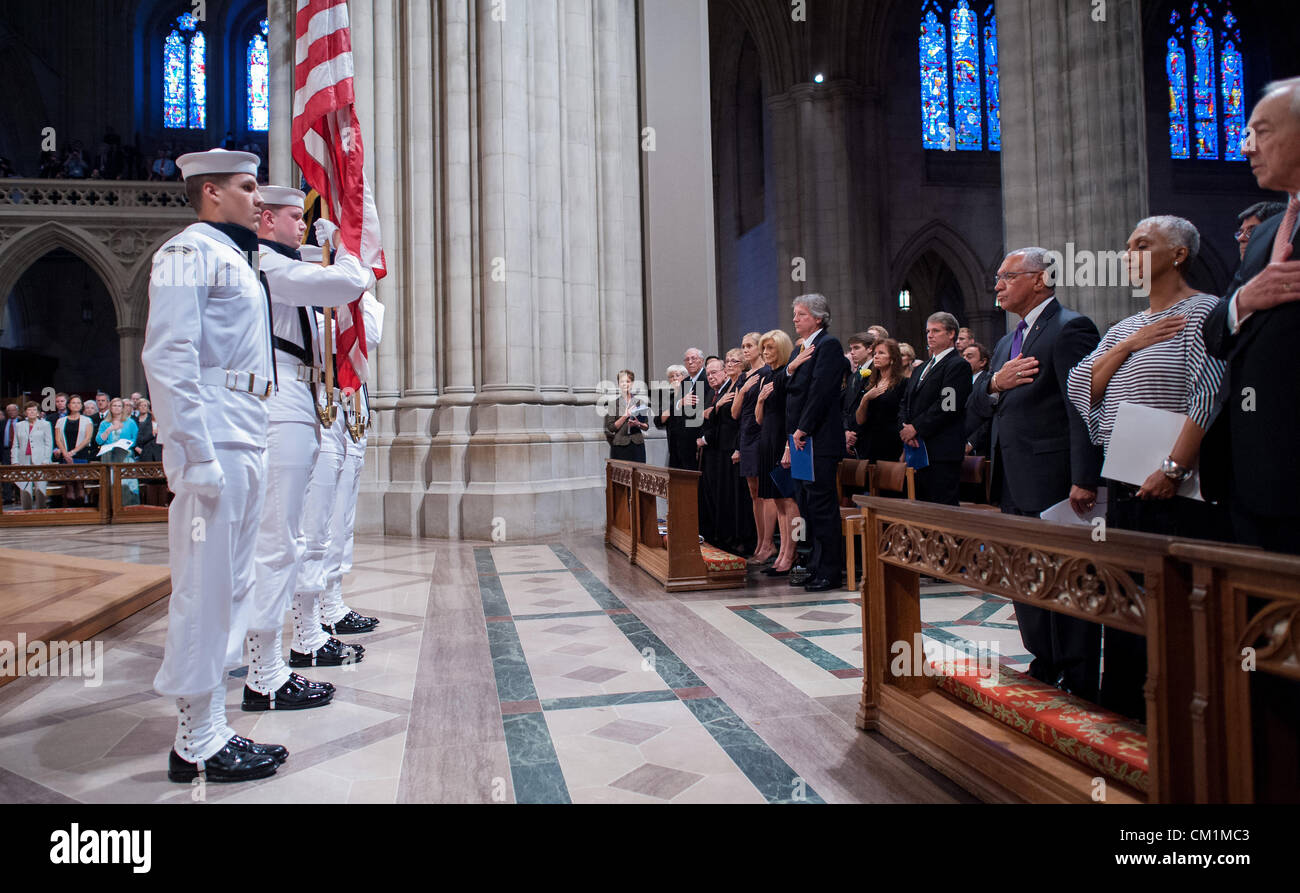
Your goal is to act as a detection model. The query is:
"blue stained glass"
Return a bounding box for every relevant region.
[920,4,950,150]
[1191,14,1218,158]
[1167,37,1190,160]
[248,26,270,132]
[950,0,981,150]
[177,12,197,31]
[983,7,1000,151]
[163,30,187,129]
[1220,40,1245,160]
[189,31,206,129]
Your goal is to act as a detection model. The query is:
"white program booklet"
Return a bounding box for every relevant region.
[1040,486,1109,526]
[1100,402,1203,501]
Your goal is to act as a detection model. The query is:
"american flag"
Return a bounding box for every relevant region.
[291,0,385,391]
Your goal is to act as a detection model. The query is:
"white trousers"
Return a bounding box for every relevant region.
[322,433,367,624]
[251,421,320,630]
[154,444,266,698]
[294,418,347,653]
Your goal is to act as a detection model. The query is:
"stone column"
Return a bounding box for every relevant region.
[117,326,145,397]
[267,0,296,186]
[638,0,719,376]
[998,0,1149,330]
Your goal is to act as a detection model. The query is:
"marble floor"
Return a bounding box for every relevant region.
[0,524,1032,804]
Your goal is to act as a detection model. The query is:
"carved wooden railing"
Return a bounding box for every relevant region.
[852,495,1299,804]
[0,463,168,526]
[605,460,745,592]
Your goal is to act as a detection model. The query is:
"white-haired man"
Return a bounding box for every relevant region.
[242,185,374,713]
[142,149,285,783]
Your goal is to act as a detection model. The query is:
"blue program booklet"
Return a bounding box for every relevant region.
[904,438,930,470]
[788,435,815,482]
[768,464,797,498]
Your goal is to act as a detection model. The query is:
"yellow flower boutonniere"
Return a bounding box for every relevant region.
[859,367,872,380]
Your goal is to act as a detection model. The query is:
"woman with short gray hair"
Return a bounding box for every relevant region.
[1065,214,1227,722]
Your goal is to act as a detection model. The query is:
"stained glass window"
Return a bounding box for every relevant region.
[1168,2,1247,161]
[920,3,949,149]
[248,19,270,132]
[1191,9,1218,158]
[983,6,1000,152]
[920,1,999,152]
[163,13,205,130]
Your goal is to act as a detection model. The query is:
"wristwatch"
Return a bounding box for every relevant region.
[1161,456,1192,482]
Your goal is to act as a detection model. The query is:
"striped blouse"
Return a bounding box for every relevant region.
[1066,294,1226,450]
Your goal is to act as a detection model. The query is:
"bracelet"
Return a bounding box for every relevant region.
[1161,456,1192,482]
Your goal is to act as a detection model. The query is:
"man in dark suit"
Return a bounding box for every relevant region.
[1202,79,1300,555]
[841,332,874,458]
[785,295,849,592]
[1199,79,1300,802]
[970,248,1104,700]
[680,348,713,449]
[898,312,971,506]
[963,344,992,457]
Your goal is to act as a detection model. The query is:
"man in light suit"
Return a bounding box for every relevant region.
[12,401,54,508]
[1200,78,1300,802]
[898,312,972,506]
[970,248,1104,700]
[784,294,849,592]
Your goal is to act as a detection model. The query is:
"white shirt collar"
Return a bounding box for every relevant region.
[802,328,824,350]
[921,346,955,379]
[1020,296,1056,332]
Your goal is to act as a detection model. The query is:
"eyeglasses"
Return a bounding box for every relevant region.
[1235,228,1255,241]
[724,358,742,365]
[992,271,1040,286]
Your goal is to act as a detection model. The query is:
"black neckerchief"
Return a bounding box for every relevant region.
[202,221,277,394]
[259,238,302,261]
[205,221,259,254]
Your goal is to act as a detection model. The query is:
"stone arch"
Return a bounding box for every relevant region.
[889,220,990,315]
[0,223,128,328]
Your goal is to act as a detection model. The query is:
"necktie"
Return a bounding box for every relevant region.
[1272,197,1300,264]
[919,356,936,381]
[1009,320,1029,359]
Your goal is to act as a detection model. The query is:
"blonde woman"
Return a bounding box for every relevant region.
[733,332,774,561]
[754,330,799,574]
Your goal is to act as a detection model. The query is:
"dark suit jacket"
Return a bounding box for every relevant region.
[784,331,849,460]
[964,371,992,456]
[842,365,871,452]
[898,349,972,464]
[681,370,713,433]
[969,299,1102,513]
[1202,208,1300,517]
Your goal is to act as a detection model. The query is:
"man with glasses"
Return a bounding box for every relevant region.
[1234,201,1289,262]
[970,248,1104,700]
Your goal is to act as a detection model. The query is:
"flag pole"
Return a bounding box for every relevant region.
[317,202,337,429]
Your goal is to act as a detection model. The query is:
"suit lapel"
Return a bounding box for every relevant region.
[1020,300,1062,358]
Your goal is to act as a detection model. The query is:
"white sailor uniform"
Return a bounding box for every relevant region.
[245,238,373,700]
[321,294,385,629]
[143,220,274,762]
[292,292,381,657]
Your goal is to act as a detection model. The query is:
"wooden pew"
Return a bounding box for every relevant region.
[604,460,746,592]
[0,463,110,527]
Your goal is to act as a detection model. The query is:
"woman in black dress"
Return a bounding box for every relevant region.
[733,332,773,562]
[653,365,696,470]
[855,338,907,462]
[133,398,162,462]
[755,330,800,575]
[55,395,95,504]
[703,349,755,556]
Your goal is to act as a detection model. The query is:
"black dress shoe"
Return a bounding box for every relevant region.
[762,566,791,577]
[803,577,838,593]
[788,570,812,587]
[241,675,334,711]
[288,637,365,668]
[227,735,289,765]
[322,611,380,635]
[289,672,334,694]
[167,741,279,783]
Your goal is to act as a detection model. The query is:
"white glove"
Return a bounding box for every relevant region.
[313,219,341,250]
[179,459,225,499]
